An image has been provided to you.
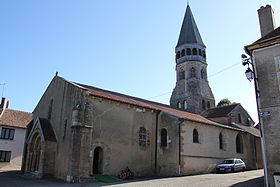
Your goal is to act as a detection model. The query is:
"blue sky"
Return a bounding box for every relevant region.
[1,0,280,122]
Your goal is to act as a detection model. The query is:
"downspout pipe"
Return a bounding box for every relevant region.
[154,110,160,175]
[178,118,184,176]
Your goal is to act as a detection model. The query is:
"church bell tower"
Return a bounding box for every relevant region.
[170,4,215,114]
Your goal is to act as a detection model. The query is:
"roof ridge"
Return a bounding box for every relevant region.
[215,103,239,108]
[75,82,180,110]
[4,108,32,114]
[58,76,245,132]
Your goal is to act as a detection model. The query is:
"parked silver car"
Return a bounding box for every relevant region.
[216,158,246,173]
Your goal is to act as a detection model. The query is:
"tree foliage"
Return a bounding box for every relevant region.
[217,98,232,107]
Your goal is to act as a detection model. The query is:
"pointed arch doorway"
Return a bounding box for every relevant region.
[92,147,103,174]
[29,132,41,172]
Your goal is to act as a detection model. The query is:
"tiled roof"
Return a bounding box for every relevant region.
[39,118,57,142]
[0,108,32,129]
[69,80,242,131]
[201,104,239,118]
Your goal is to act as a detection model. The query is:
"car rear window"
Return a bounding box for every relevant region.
[222,160,234,164]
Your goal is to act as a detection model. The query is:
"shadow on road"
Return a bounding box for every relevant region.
[230,176,264,187]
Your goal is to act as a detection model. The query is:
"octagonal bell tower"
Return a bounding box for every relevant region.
[170,4,215,114]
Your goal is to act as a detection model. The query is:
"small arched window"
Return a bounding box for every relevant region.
[219,133,223,150]
[48,99,53,120]
[207,101,211,109]
[202,100,206,110]
[160,128,168,148]
[199,49,202,56]
[192,48,197,55]
[193,129,199,143]
[236,133,243,153]
[179,68,185,80]
[190,67,196,78]
[186,48,191,55]
[202,50,206,58]
[176,51,180,59]
[139,127,147,147]
[181,49,186,57]
[184,100,188,110]
[177,101,182,109]
[201,69,205,79]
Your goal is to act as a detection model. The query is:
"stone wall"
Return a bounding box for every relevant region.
[32,76,80,180]
[156,113,180,176]
[180,120,258,174]
[89,95,157,177]
[253,44,280,186]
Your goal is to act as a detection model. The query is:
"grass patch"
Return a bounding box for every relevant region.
[94,175,122,183]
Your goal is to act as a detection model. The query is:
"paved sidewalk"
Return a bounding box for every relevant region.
[0,169,264,187]
[105,169,264,187]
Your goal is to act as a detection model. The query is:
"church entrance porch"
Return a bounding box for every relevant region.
[24,118,57,178]
[27,132,41,173]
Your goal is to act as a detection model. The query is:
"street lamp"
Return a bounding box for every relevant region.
[241,53,269,187]
[245,68,254,81]
[241,54,254,81]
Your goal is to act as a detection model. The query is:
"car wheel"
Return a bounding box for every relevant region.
[242,167,245,172]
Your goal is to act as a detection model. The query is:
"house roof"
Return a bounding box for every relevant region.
[245,26,280,55]
[201,104,239,118]
[232,123,260,137]
[66,79,242,131]
[38,118,57,142]
[176,5,205,47]
[254,26,280,44]
[0,108,32,129]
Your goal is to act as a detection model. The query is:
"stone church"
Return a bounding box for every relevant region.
[22,4,262,182]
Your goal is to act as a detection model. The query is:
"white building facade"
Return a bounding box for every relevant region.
[0,97,32,170]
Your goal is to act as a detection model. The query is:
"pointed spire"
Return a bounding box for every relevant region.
[176,4,205,47]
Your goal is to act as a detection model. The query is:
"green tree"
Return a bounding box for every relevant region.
[217,98,232,107]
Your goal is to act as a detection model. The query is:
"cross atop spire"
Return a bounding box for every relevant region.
[176,4,205,48]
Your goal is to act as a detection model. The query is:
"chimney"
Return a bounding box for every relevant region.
[258,5,276,37]
[0,97,6,109]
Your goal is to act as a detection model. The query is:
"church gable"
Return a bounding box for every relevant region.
[26,117,56,143]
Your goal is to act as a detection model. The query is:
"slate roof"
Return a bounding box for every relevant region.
[0,108,32,129]
[201,104,239,118]
[38,118,57,142]
[70,81,242,131]
[176,5,205,47]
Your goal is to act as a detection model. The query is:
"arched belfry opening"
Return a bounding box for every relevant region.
[93,147,103,174]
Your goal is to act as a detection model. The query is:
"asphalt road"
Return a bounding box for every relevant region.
[0,169,264,187]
